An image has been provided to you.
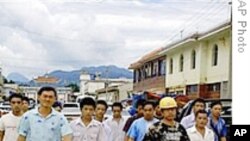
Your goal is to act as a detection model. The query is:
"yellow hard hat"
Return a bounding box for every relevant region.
[159,97,177,109]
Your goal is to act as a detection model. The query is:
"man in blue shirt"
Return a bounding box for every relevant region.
[127,101,158,141]
[17,86,72,141]
[209,101,227,141]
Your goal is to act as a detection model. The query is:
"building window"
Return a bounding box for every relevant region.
[207,83,220,92]
[212,44,218,66]
[191,50,196,69]
[159,60,166,75]
[169,58,173,74]
[147,63,152,77]
[187,85,198,94]
[144,65,148,79]
[152,61,158,76]
[179,54,184,72]
[133,70,136,83]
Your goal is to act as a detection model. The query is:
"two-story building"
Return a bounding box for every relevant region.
[161,22,231,99]
[129,48,166,94]
[129,22,231,99]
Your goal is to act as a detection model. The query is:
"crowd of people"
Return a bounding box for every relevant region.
[0,86,228,141]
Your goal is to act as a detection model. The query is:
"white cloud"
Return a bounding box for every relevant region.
[0,0,231,79]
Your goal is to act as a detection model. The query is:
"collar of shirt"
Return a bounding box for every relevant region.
[75,118,100,128]
[32,107,57,119]
[111,116,125,122]
[189,126,213,136]
[208,115,225,125]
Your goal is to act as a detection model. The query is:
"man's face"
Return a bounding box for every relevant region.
[193,102,205,113]
[155,105,162,116]
[82,105,95,118]
[38,91,56,108]
[95,104,107,118]
[10,97,22,112]
[195,113,208,128]
[137,105,144,116]
[22,100,29,112]
[143,104,154,120]
[162,108,176,120]
[211,104,222,117]
[112,106,122,118]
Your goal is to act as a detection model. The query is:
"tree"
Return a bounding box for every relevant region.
[66,83,79,92]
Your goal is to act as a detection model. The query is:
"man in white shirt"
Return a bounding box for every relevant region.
[104,102,126,141]
[187,110,214,141]
[181,98,206,129]
[0,93,23,141]
[94,100,112,141]
[70,97,107,141]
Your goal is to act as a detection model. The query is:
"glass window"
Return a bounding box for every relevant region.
[159,60,166,75]
[152,61,158,76]
[207,83,220,92]
[179,54,184,72]
[169,58,173,74]
[212,44,218,66]
[187,85,198,93]
[191,50,196,69]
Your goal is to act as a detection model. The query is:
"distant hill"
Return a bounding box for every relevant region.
[7,72,29,83]
[8,65,133,86]
[47,65,133,85]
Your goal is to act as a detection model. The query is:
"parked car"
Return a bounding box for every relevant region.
[0,102,11,111]
[61,102,81,121]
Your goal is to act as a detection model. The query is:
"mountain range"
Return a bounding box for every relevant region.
[7,65,133,85]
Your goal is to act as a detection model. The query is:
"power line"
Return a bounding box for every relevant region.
[161,1,229,45]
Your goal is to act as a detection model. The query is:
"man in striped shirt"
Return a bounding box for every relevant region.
[143,97,190,141]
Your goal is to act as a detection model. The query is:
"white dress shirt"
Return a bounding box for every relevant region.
[104,117,126,141]
[70,118,107,141]
[187,126,215,141]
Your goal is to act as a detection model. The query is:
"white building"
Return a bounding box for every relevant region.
[96,82,133,102]
[79,71,132,99]
[161,22,231,99]
[20,86,72,102]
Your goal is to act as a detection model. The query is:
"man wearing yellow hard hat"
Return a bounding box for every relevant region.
[143,97,190,141]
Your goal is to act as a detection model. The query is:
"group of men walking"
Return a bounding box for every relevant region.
[0,86,228,141]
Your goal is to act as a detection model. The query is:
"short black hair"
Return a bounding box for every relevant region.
[53,101,62,109]
[9,93,23,102]
[136,99,146,108]
[22,96,30,104]
[96,100,108,110]
[80,97,96,110]
[38,86,57,98]
[143,101,155,108]
[112,102,123,110]
[210,101,222,108]
[195,110,208,118]
[192,98,205,107]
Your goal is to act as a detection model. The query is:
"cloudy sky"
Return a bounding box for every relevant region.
[0,0,231,79]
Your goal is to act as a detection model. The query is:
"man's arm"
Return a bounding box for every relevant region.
[17,135,26,141]
[127,137,134,141]
[62,134,72,141]
[0,131,4,141]
[221,137,227,141]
